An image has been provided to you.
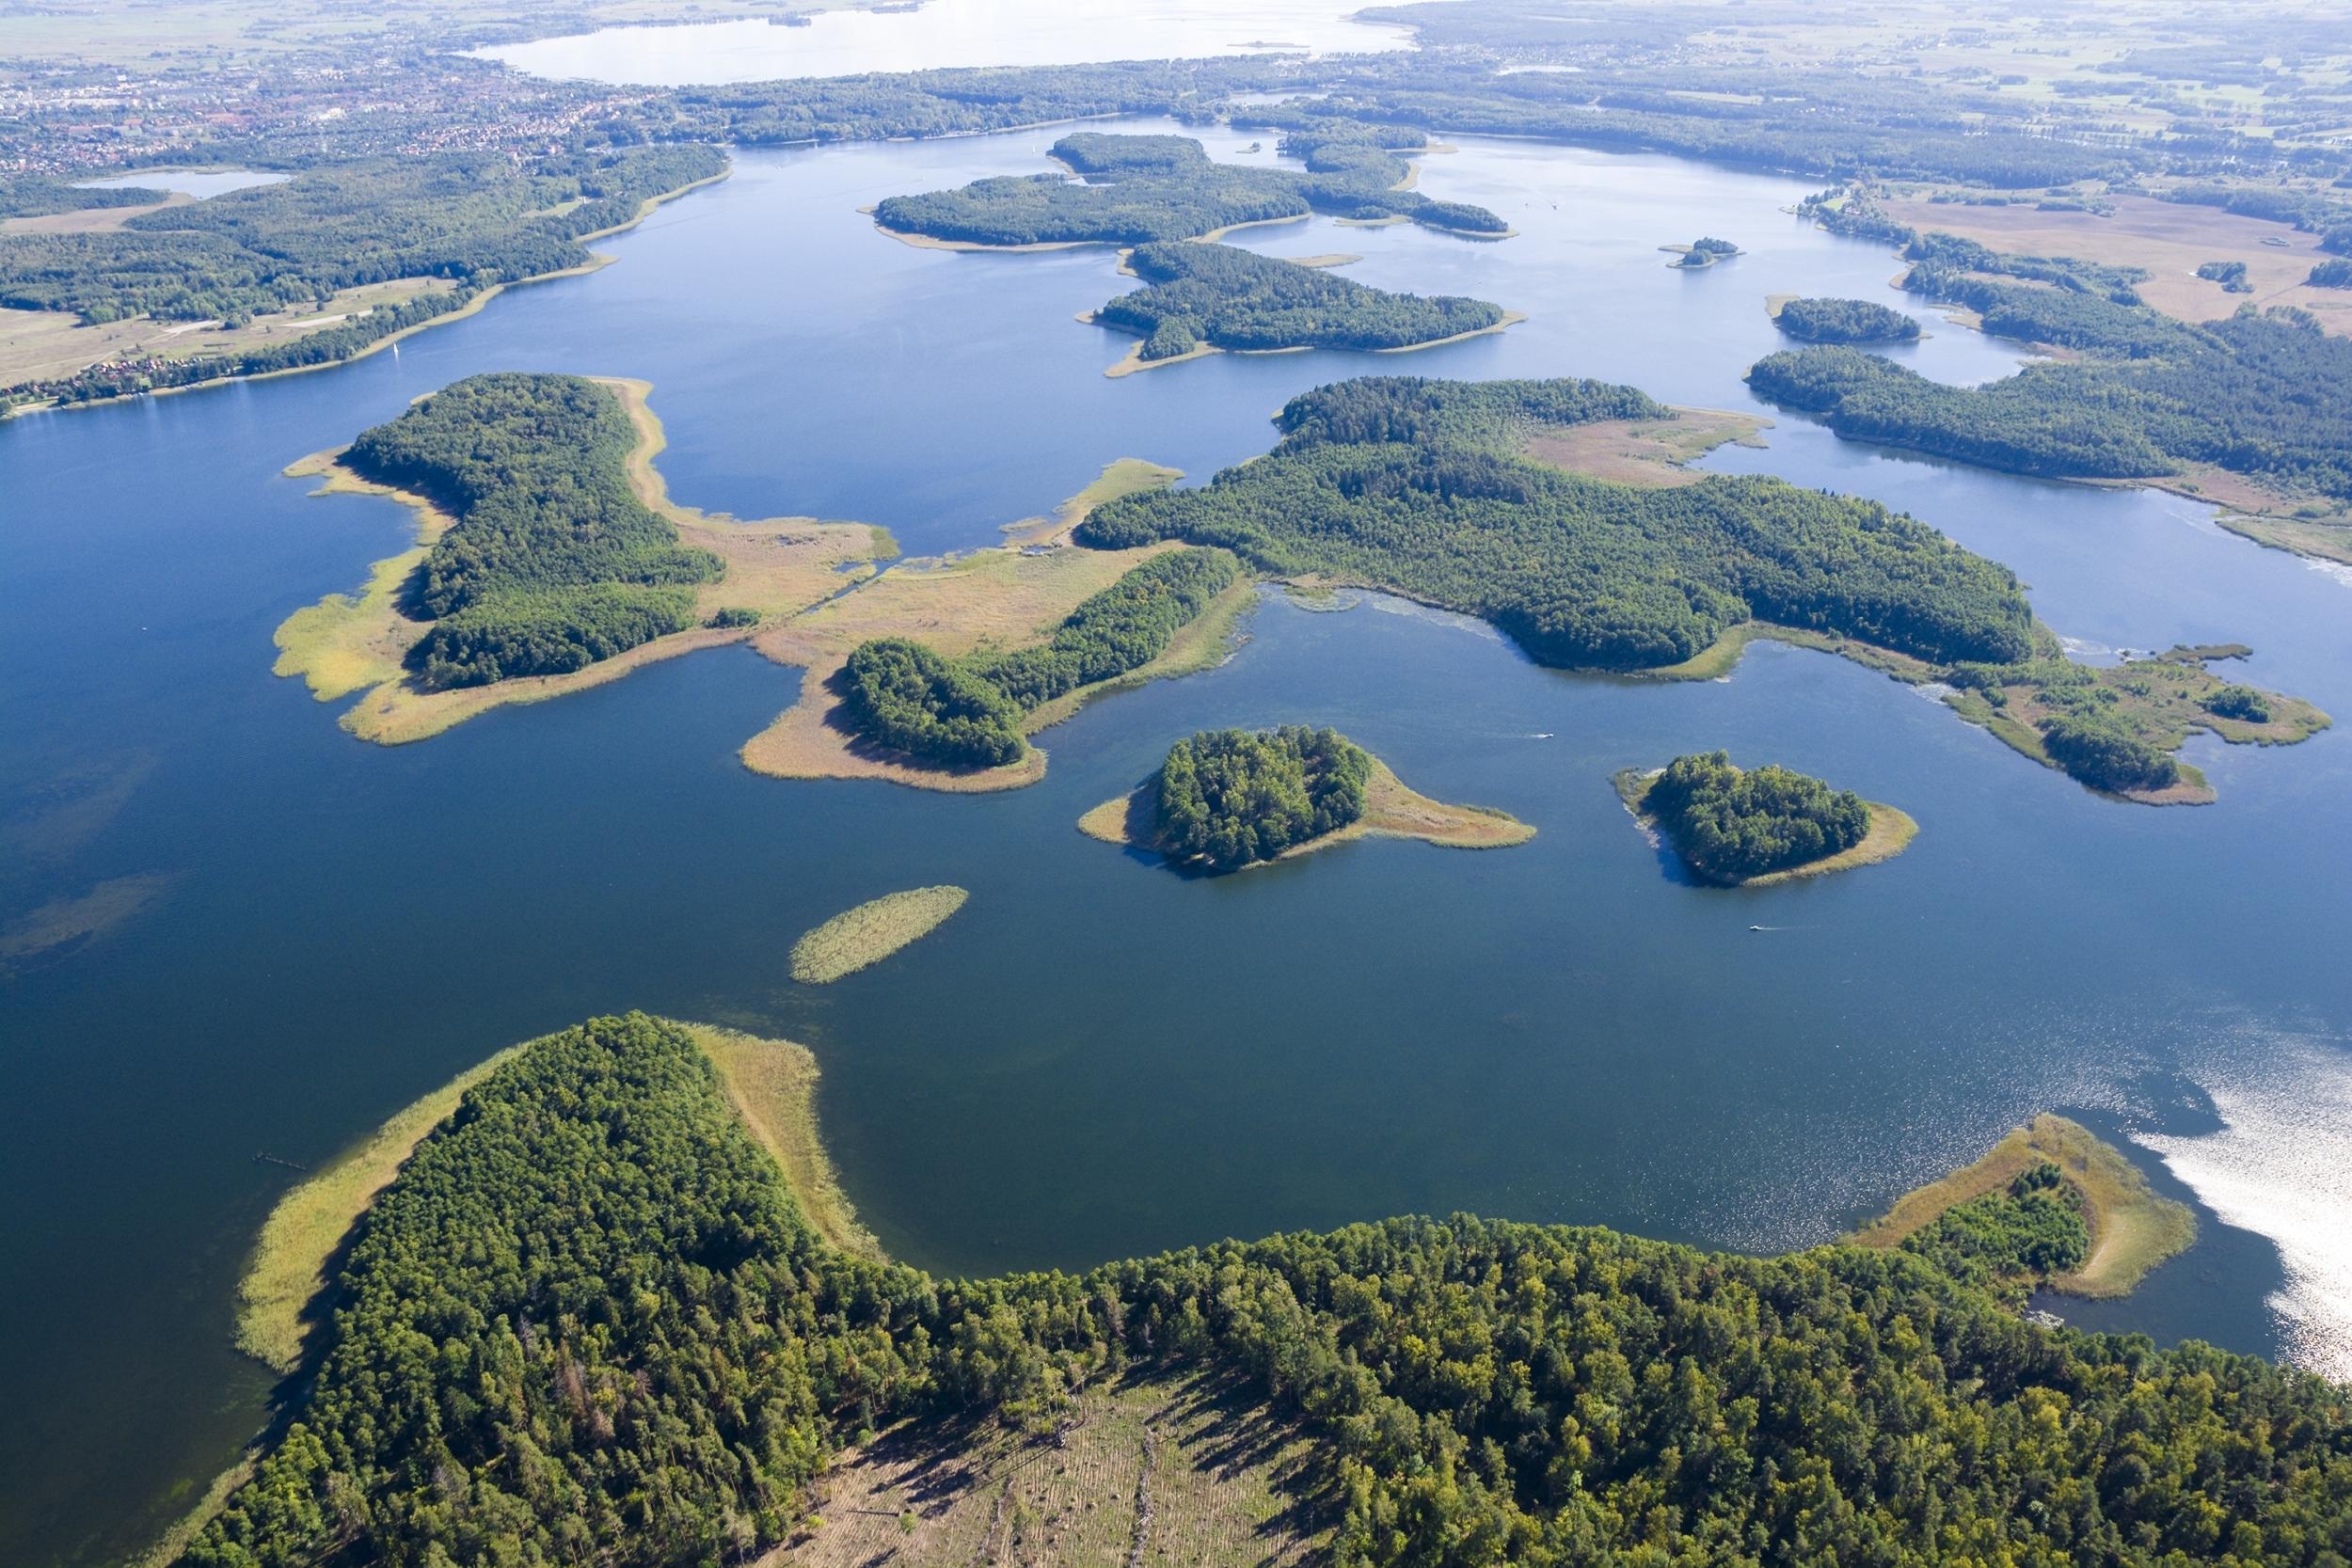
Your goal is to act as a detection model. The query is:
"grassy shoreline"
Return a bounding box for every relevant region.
[1850,1114,2198,1299]
[1081,757,1534,867]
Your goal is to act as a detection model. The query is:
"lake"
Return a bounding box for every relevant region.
[3,120,2348,1567]
[476,0,1414,85]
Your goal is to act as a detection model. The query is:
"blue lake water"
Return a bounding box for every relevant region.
[4,122,2349,1565]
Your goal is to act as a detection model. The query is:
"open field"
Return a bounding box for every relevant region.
[687,1022,878,1259]
[790,885,968,985]
[1613,768,1916,886]
[0,277,447,389]
[739,460,1191,789]
[769,1370,1327,1568]
[1851,1113,2199,1299]
[1080,758,1534,866]
[274,375,888,746]
[1878,194,2352,336]
[1521,404,1770,486]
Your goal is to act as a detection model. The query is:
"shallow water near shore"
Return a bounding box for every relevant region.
[3,122,2349,1565]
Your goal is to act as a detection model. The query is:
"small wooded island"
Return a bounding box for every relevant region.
[1090,239,1517,372]
[1665,236,1742,268]
[1081,725,1533,871]
[1772,294,1923,343]
[1615,751,1916,884]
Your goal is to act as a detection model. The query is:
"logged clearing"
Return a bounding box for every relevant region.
[789,885,968,985]
[1081,759,1534,865]
[769,1370,1328,1568]
[687,1023,878,1259]
[1851,1114,2198,1299]
[276,375,888,746]
[1521,404,1771,486]
[1878,194,2352,336]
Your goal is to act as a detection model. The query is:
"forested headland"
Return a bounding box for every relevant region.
[1,145,724,408]
[1075,375,2323,800]
[1772,295,1922,343]
[1624,751,1888,883]
[172,1011,2352,1568]
[833,547,1243,770]
[337,372,723,689]
[1093,240,1511,365]
[871,130,1507,249]
[1754,214,2352,525]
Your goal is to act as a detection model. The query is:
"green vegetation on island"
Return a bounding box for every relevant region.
[1668,235,1740,268]
[1628,751,1881,883]
[789,885,969,985]
[834,546,1243,770]
[175,1014,2351,1568]
[1095,240,1510,362]
[871,130,1506,249]
[2197,260,2254,294]
[1151,725,1373,871]
[1853,1114,2199,1300]
[1772,295,1922,343]
[338,372,723,689]
[1079,374,2036,672]
[1078,376,2324,800]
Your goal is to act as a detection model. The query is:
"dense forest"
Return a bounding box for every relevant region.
[1772,295,1922,344]
[1151,725,1373,869]
[1749,301,2352,505]
[1640,751,1872,881]
[834,547,1243,768]
[339,373,722,689]
[870,130,1506,248]
[1095,240,1506,358]
[1899,1161,2092,1298]
[1077,375,2036,672]
[2,144,723,405]
[180,1012,2352,1568]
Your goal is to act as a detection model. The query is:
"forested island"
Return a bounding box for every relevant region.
[164,1011,2352,1568]
[1771,294,1923,343]
[1090,240,1516,371]
[1074,375,2327,800]
[1665,235,1741,268]
[275,372,889,745]
[870,129,1509,249]
[1616,751,1915,884]
[1082,726,1534,871]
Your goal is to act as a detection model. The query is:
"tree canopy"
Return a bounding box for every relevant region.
[1077,375,2036,672]
[181,1012,2352,1568]
[1151,725,1373,869]
[1097,240,1506,357]
[1773,296,1922,343]
[1641,751,1872,881]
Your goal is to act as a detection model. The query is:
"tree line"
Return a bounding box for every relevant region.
[1096,240,1505,359]
[1773,295,1922,343]
[1075,374,2038,673]
[870,130,1506,249]
[1151,725,1372,869]
[834,547,1244,768]
[180,1011,2352,1568]
[339,373,723,690]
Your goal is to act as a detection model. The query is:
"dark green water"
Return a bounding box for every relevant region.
[4,123,2349,1565]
